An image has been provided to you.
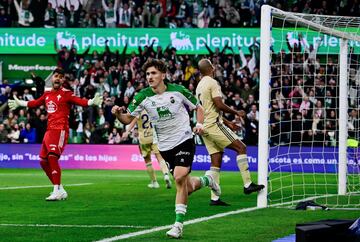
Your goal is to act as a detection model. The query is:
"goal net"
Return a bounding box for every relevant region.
[258,5,360,209]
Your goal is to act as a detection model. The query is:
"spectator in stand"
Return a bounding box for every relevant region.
[146,4,163,27]
[117,2,132,27]
[108,127,121,144]
[23,88,34,101]
[56,6,67,27]
[65,3,81,27]
[44,2,56,28]
[224,1,240,27]
[13,0,34,27]
[102,0,117,27]
[0,123,9,143]
[20,122,36,143]
[30,72,45,98]
[7,123,20,143]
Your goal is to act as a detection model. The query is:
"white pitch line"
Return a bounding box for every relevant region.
[0,224,149,229]
[95,206,264,242]
[0,183,93,190]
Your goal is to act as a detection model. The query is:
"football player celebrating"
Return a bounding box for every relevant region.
[8,68,102,201]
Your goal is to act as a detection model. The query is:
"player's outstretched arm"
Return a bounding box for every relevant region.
[111,105,135,125]
[8,95,28,110]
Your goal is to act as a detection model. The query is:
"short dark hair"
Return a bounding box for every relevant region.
[53,68,64,76]
[142,59,167,73]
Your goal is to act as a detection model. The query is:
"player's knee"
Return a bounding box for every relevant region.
[187,180,196,195]
[39,159,47,165]
[236,142,247,154]
[239,146,246,155]
[173,175,186,185]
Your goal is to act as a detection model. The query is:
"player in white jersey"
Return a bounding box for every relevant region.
[112,59,220,239]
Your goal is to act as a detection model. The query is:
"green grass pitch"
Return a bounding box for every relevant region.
[0,169,358,241]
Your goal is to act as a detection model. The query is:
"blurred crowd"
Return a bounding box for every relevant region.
[0,37,263,145]
[0,0,359,28]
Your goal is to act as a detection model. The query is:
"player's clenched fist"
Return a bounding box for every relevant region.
[111,105,124,115]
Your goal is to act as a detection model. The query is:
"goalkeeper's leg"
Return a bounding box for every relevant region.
[40,158,54,185]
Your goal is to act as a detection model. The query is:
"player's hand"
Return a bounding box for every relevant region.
[225,121,241,132]
[111,105,124,115]
[8,95,26,110]
[236,110,246,117]
[194,123,204,135]
[88,93,103,107]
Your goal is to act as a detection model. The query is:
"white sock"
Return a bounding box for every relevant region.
[209,167,220,201]
[236,154,252,187]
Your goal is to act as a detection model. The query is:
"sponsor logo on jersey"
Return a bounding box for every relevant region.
[47,100,58,113]
[156,106,172,119]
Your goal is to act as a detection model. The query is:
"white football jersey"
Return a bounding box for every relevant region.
[128,83,198,151]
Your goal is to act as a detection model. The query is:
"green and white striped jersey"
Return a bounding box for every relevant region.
[127,83,198,151]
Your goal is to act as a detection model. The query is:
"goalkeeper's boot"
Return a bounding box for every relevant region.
[46,189,68,201]
[244,183,265,195]
[205,171,221,196]
[166,222,183,239]
[148,181,160,189]
[60,188,68,200]
[164,174,172,189]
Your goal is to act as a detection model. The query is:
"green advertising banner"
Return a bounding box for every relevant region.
[0,28,360,55]
[1,55,57,80]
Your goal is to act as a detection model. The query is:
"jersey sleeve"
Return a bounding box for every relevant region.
[67,92,89,107]
[27,93,46,108]
[209,79,222,98]
[180,85,198,110]
[127,92,145,117]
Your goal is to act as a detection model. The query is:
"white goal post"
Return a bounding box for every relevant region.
[258,5,360,208]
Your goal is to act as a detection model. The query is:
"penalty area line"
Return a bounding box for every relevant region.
[0,183,93,190]
[95,206,264,241]
[0,224,149,229]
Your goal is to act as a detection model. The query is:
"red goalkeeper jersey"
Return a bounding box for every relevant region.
[27,88,89,131]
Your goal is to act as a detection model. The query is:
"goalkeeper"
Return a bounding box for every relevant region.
[8,68,103,201]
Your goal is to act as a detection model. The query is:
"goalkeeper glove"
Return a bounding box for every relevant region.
[8,95,28,111]
[88,93,103,107]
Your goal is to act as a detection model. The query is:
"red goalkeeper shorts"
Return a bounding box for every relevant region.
[39,129,68,159]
